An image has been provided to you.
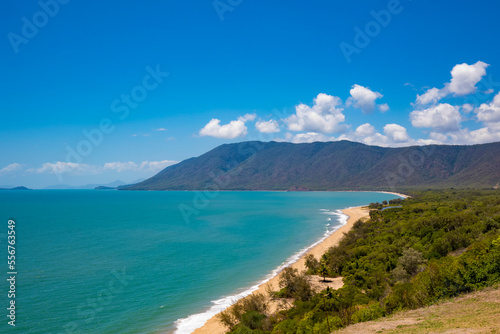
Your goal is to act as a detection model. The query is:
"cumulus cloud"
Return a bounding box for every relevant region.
[414,61,489,106]
[354,123,376,137]
[31,160,178,175]
[475,91,500,123]
[139,160,178,172]
[350,123,412,147]
[347,84,384,113]
[462,103,474,113]
[290,132,335,144]
[448,61,489,96]
[378,103,390,112]
[199,113,256,139]
[415,87,446,105]
[430,127,500,145]
[255,119,280,133]
[32,162,98,175]
[155,128,167,131]
[286,93,346,133]
[103,162,138,172]
[410,103,462,131]
[103,160,178,172]
[0,163,23,174]
[384,124,410,143]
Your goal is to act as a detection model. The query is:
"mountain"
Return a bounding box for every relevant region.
[122,140,500,191]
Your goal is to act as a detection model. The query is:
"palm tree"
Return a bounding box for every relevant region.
[318,264,328,282]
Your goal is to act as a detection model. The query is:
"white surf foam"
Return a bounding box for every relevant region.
[173,208,350,334]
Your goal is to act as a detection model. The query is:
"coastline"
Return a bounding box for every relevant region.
[186,205,371,334]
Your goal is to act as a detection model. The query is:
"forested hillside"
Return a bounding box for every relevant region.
[220,189,500,333]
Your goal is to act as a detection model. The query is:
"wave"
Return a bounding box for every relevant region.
[173,208,350,334]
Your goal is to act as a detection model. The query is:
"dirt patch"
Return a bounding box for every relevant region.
[307,275,343,293]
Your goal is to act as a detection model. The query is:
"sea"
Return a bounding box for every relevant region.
[0,190,400,334]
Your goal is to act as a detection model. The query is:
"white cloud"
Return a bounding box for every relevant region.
[155,128,167,131]
[31,160,179,175]
[410,103,462,131]
[0,162,23,174]
[475,91,500,123]
[139,160,178,172]
[286,93,346,133]
[354,123,376,137]
[290,132,335,144]
[0,163,23,174]
[467,127,500,144]
[431,127,500,145]
[103,161,138,172]
[238,113,257,122]
[255,119,280,133]
[414,61,489,106]
[384,124,410,142]
[415,87,446,105]
[448,61,489,96]
[103,160,178,172]
[199,113,256,139]
[350,123,411,147]
[378,103,390,112]
[461,103,474,113]
[32,162,98,175]
[347,84,383,113]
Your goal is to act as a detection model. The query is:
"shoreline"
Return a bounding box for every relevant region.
[183,205,371,334]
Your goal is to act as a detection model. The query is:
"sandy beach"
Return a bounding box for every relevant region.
[191,205,371,334]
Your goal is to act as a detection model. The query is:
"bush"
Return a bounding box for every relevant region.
[398,248,426,276]
[271,319,298,334]
[352,301,385,323]
[304,254,319,274]
[277,267,313,301]
[218,293,268,330]
[240,311,266,330]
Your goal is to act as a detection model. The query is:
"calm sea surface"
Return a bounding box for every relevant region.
[0,190,399,333]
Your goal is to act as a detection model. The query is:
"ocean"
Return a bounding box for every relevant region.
[0,190,399,334]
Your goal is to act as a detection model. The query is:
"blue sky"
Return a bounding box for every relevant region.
[1,0,500,188]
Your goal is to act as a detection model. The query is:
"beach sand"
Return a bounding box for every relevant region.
[191,205,370,334]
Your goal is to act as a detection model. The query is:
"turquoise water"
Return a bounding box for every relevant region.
[0,190,399,334]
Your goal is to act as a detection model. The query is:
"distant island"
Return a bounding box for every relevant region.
[0,186,31,190]
[122,140,500,191]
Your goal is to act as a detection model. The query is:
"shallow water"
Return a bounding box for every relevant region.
[0,190,399,333]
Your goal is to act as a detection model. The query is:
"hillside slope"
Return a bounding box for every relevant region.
[337,287,500,333]
[123,140,500,191]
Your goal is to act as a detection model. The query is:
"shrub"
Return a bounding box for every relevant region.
[277,267,313,301]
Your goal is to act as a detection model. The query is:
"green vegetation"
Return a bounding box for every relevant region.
[221,189,500,333]
[123,141,500,190]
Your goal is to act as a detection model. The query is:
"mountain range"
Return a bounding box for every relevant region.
[122,140,500,191]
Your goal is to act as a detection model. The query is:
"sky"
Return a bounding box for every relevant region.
[1,0,500,188]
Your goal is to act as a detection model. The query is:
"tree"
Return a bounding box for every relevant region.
[319,264,329,282]
[398,248,427,276]
[278,267,313,301]
[305,254,320,273]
